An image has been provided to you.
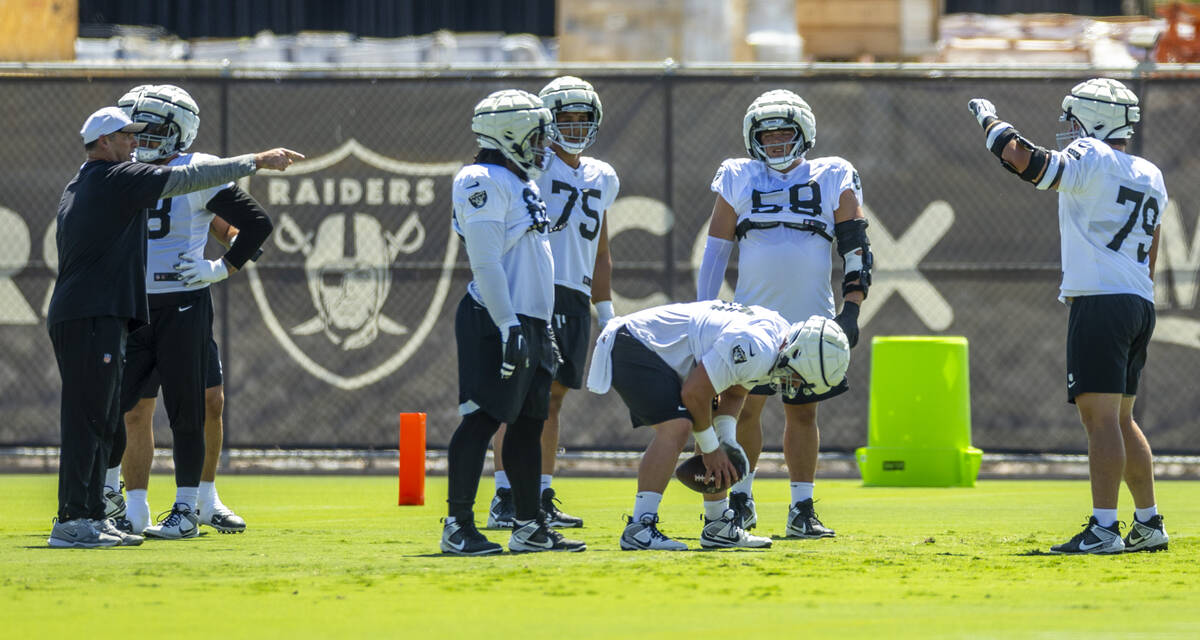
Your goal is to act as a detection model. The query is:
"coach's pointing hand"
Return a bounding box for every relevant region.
[254,148,305,171]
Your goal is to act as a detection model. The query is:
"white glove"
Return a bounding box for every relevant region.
[175,254,229,288]
[968,98,997,127]
[595,300,615,327]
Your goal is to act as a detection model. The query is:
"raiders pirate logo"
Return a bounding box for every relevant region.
[240,139,462,390]
[731,344,748,364]
[468,190,487,209]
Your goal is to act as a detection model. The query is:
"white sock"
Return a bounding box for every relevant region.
[790,481,815,505]
[494,471,510,491]
[632,491,663,522]
[540,474,553,494]
[198,481,216,512]
[175,486,199,512]
[1134,505,1159,523]
[1093,508,1119,528]
[704,498,729,521]
[126,489,150,533]
[105,465,121,491]
[730,469,756,496]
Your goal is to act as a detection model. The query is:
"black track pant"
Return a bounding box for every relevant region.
[446,411,544,523]
[118,289,212,488]
[49,316,128,521]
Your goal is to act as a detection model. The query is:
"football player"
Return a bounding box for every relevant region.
[697,90,871,538]
[104,84,272,538]
[969,79,1168,554]
[441,89,586,555]
[488,76,618,530]
[587,300,849,550]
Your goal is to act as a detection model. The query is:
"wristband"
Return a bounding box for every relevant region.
[713,415,737,444]
[694,426,720,454]
[595,300,614,326]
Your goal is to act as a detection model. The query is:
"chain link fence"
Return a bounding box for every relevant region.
[2,65,1199,454]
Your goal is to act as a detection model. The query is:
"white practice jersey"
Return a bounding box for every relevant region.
[1045,138,1166,303]
[621,300,791,393]
[711,156,862,322]
[452,163,554,321]
[540,154,620,296]
[145,152,233,293]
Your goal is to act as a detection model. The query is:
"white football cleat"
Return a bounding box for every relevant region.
[700,509,772,549]
[143,503,200,540]
[620,514,688,551]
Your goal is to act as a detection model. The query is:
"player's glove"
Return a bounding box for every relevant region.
[500,323,528,380]
[834,300,860,349]
[968,98,997,128]
[175,254,229,288]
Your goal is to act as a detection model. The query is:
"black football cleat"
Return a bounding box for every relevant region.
[541,488,583,528]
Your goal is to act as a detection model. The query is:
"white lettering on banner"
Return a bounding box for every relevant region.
[240,138,461,390]
[266,176,436,207]
[0,206,37,324]
[860,201,955,331]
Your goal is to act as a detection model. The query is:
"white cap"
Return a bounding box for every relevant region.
[80,106,147,144]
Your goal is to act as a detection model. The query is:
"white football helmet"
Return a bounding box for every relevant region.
[1057,78,1140,147]
[121,84,200,163]
[472,89,554,179]
[771,315,850,398]
[743,89,816,170]
[539,76,603,154]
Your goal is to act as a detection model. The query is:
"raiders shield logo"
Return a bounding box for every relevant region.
[468,190,487,209]
[731,344,748,364]
[240,139,462,390]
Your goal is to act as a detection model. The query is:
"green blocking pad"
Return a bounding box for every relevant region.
[855,336,983,487]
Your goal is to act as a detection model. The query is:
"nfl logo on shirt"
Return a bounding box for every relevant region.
[102,353,112,364]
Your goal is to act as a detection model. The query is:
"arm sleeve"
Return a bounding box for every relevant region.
[160,154,258,200]
[461,219,519,330]
[205,185,273,269]
[697,235,733,301]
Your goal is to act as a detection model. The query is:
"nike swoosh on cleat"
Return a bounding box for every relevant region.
[1076,539,1106,551]
[445,537,466,552]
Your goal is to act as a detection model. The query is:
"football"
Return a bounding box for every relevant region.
[673,443,749,494]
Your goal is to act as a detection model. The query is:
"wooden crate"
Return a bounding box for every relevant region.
[795,0,939,60]
[0,0,77,61]
[558,0,751,62]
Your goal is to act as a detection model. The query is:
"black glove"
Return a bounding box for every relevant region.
[500,324,528,379]
[834,301,860,349]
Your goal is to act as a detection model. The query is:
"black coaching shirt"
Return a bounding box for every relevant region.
[47,160,170,329]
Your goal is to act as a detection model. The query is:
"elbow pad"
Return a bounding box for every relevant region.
[986,121,1059,188]
[835,219,872,299]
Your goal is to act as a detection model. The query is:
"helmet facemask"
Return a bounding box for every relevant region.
[743,90,815,171]
[551,105,600,154]
[751,119,804,170]
[539,76,603,155]
[130,114,182,163]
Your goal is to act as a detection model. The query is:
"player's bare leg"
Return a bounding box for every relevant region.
[1049,392,1127,554]
[121,397,156,532]
[197,385,245,533]
[537,382,583,526]
[1075,393,1125,511]
[783,401,833,538]
[1117,395,1168,551]
[619,419,691,550]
